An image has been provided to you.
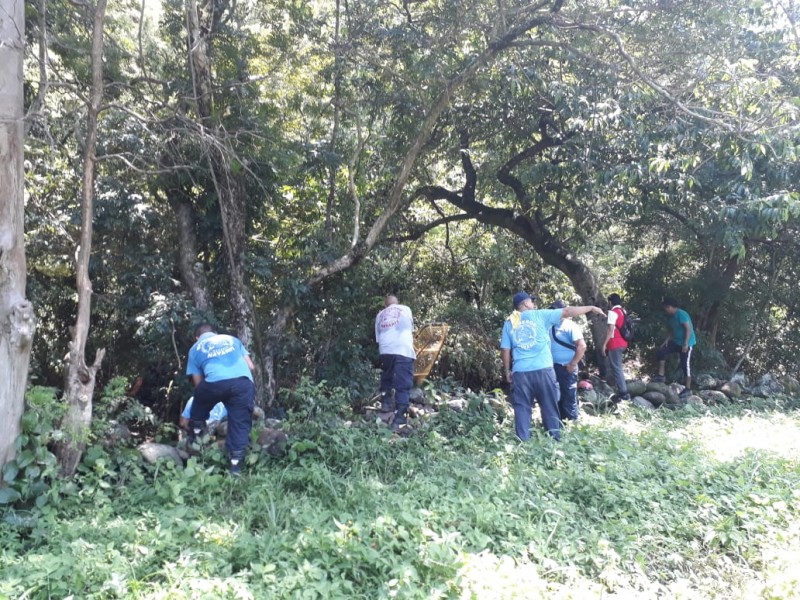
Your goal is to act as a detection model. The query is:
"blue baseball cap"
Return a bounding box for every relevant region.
[512,291,532,309]
[549,300,566,309]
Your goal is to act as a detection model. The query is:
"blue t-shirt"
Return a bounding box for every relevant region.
[182,397,227,422]
[549,319,584,365]
[501,309,563,372]
[187,332,253,382]
[668,308,696,346]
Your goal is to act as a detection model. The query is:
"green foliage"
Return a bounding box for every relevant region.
[3,381,800,598]
[0,387,63,509]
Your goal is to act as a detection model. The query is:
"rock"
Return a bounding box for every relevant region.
[730,372,750,389]
[103,423,132,449]
[138,443,183,466]
[642,391,666,407]
[257,428,288,456]
[751,373,785,398]
[212,421,227,438]
[631,396,656,410]
[578,390,598,405]
[695,373,718,390]
[447,398,467,412]
[686,395,704,407]
[720,381,743,399]
[590,378,615,397]
[699,390,730,406]
[646,382,671,396]
[409,388,425,404]
[582,404,597,416]
[264,418,282,429]
[780,375,800,396]
[626,381,647,397]
[253,406,265,421]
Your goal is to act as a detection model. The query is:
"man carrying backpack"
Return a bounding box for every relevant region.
[601,293,630,401]
[651,296,696,397]
[548,300,587,421]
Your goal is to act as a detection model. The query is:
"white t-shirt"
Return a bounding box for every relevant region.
[375,304,416,359]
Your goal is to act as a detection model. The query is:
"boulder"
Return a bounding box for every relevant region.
[719,381,743,399]
[626,381,648,397]
[646,381,672,394]
[264,418,283,429]
[780,375,800,396]
[631,396,656,410]
[730,372,750,389]
[699,390,730,406]
[695,373,718,390]
[642,391,666,407]
[253,406,265,421]
[138,442,183,466]
[446,398,467,412]
[213,421,227,438]
[686,394,704,407]
[578,390,598,405]
[257,428,289,456]
[592,379,615,397]
[409,388,426,404]
[751,373,785,398]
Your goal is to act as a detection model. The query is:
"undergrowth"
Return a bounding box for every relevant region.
[1,383,800,599]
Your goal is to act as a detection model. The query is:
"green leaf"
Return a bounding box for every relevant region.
[0,486,22,505]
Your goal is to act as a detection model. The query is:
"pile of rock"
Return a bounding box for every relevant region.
[578,372,800,413]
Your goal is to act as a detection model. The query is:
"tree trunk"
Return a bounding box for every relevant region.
[171,193,212,314]
[185,0,266,405]
[0,0,36,473]
[55,0,108,477]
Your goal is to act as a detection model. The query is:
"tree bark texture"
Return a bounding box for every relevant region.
[185,0,265,404]
[55,0,108,477]
[0,0,36,474]
[171,194,212,314]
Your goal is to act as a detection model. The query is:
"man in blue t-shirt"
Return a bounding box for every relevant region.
[501,292,604,441]
[186,323,256,474]
[652,297,696,396]
[548,300,587,422]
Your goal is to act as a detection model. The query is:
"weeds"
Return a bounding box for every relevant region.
[1,382,800,598]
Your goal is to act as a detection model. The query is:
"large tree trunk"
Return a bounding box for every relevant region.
[171,193,212,314]
[0,0,36,474]
[185,0,266,404]
[55,0,108,477]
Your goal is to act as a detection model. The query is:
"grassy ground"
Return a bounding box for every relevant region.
[2,392,800,599]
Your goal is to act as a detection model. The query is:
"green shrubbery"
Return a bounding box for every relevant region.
[2,380,800,598]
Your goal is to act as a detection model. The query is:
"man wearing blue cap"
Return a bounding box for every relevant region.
[548,300,587,421]
[501,292,604,441]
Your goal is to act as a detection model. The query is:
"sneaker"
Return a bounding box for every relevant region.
[650,375,666,383]
[228,459,242,476]
[679,388,691,398]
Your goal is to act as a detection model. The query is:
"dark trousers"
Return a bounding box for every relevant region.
[380,354,414,423]
[553,364,579,421]
[511,368,561,441]
[657,341,693,378]
[191,377,255,455]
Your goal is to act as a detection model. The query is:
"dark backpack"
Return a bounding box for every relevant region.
[615,308,636,342]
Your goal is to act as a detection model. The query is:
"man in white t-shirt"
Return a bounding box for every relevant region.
[375,295,416,429]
